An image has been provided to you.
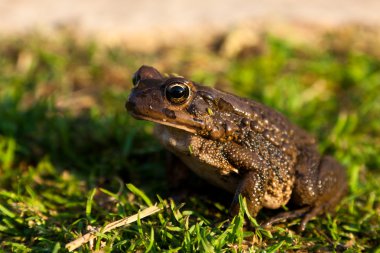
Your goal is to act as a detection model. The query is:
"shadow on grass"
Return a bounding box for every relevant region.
[0,95,167,195]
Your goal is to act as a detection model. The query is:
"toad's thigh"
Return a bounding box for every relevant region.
[292,155,346,207]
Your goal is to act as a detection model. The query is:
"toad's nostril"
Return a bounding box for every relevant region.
[163,108,176,119]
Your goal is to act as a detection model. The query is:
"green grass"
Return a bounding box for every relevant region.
[0,28,379,252]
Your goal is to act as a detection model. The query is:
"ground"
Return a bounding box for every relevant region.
[1,0,380,47]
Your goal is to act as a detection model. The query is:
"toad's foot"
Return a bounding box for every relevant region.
[261,206,312,231]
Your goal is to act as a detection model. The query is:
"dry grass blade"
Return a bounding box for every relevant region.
[65,205,163,252]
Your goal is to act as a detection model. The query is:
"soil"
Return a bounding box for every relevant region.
[1,0,379,48]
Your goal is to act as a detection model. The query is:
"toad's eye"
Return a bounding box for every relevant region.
[165,82,190,104]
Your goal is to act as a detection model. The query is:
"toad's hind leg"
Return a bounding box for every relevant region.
[297,156,347,231]
[263,156,347,231]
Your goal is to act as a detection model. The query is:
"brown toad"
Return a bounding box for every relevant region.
[126,65,347,231]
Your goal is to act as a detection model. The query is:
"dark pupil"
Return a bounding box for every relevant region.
[168,85,187,98]
[166,84,189,103]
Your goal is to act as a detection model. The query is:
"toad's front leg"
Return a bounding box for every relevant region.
[229,170,268,217]
[223,143,269,217]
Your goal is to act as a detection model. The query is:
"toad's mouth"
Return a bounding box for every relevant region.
[129,112,198,134]
[126,98,205,134]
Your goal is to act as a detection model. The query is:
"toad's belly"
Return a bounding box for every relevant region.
[154,124,240,192]
[177,154,240,193]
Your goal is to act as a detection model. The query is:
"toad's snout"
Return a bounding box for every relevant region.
[125,100,136,113]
